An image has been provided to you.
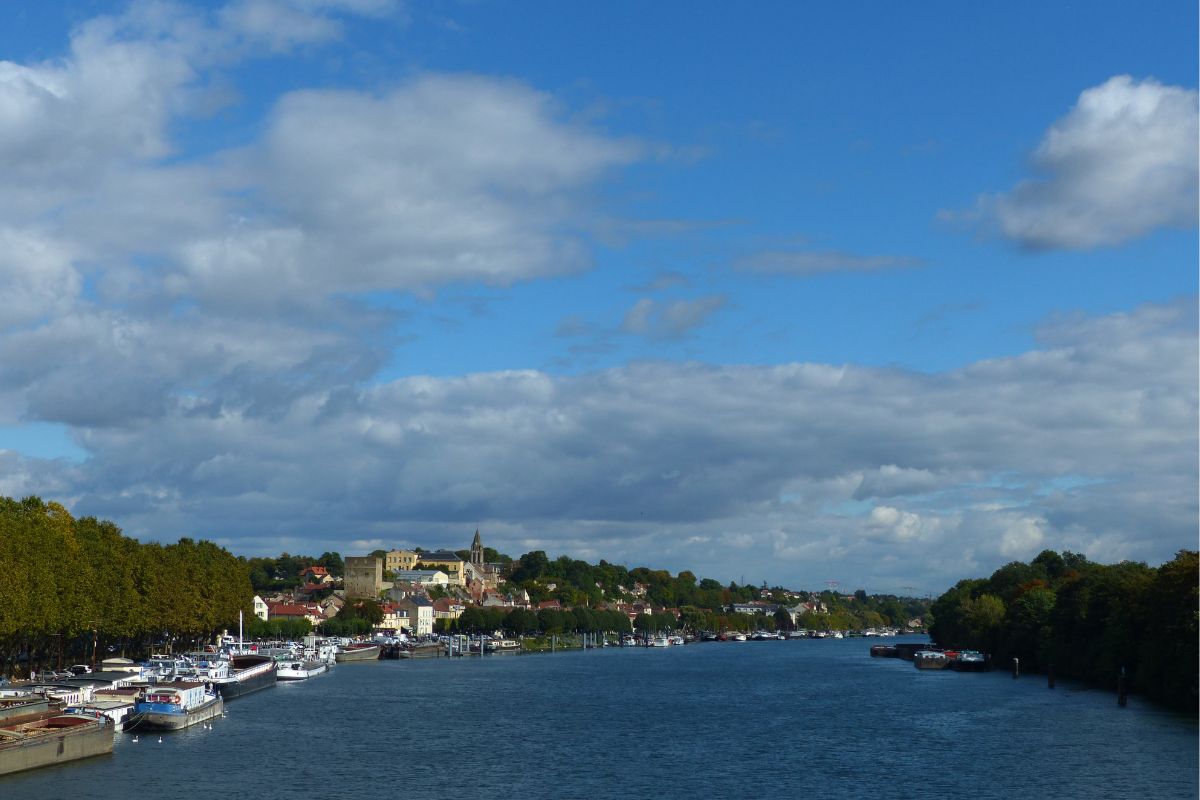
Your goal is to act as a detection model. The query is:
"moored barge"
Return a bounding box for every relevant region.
[335,643,381,663]
[0,713,114,776]
[126,682,222,731]
[212,654,277,699]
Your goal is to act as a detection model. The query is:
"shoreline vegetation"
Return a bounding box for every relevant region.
[2,495,1195,714]
[928,549,1198,713]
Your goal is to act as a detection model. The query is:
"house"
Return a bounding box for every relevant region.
[319,594,344,619]
[787,600,829,626]
[378,602,409,634]
[732,601,780,615]
[252,595,269,622]
[537,599,563,611]
[432,597,465,621]
[394,597,434,636]
[390,569,450,587]
[267,601,323,627]
[299,565,333,585]
[481,590,513,609]
[385,549,420,573]
[416,550,466,587]
[614,602,644,623]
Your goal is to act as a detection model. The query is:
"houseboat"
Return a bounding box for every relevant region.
[64,696,137,731]
[276,658,329,680]
[127,681,222,732]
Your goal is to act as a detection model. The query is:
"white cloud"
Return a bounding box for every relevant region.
[853,465,942,500]
[866,506,927,543]
[966,75,1198,249]
[0,229,81,330]
[218,0,401,53]
[0,300,1189,592]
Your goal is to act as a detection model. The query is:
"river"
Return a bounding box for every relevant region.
[6,637,1197,799]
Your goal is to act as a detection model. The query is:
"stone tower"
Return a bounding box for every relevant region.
[470,529,484,567]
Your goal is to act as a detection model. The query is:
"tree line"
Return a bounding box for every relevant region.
[0,496,252,677]
[929,549,1198,712]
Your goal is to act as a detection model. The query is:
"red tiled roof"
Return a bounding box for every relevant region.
[267,602,317,617]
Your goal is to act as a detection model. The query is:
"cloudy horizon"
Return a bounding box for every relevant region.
[0,1,1195,595]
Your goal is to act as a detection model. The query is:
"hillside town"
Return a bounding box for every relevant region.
[250,531,926,639]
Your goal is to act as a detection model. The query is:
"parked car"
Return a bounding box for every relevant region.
[68,664,93,675]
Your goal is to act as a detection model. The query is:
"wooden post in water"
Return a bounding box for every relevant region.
[1047,664,1055,689]
[1012,657,1020,679]
[1118,667,1128,707]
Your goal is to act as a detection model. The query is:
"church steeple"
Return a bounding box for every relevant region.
[470,529,483,566]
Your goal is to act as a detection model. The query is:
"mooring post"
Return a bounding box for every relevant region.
[1118,667,1128,707]
[1047,663,1055,689]
[1012,657,1020,679]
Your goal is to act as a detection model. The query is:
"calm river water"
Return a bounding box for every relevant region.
[6,637,1197,799]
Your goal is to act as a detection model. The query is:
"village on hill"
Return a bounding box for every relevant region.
[248,531,929,640]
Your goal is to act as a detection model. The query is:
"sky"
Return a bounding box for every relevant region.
[0,0,1195,595]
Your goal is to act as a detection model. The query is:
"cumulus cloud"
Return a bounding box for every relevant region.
[866,506,927,543]
[0,2,643,429]
[0,229,81,330]
[961,75,1198,249]
[217,75,640,300]
[2,299,1190,592]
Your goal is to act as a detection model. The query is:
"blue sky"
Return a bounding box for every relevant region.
[0,1,1195,593]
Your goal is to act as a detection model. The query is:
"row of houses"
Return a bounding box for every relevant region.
[730,599,830,617]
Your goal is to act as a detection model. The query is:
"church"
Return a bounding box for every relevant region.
[464,529,505,599]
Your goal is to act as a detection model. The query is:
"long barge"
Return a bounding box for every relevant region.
[0,713,114,776]
[212,654,277,700]
[335,644,381,663]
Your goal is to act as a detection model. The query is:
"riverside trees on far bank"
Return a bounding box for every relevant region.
[929,549,1198,712]
[0,496,252,678]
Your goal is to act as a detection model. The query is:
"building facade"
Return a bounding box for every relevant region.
[345,556,386,599]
